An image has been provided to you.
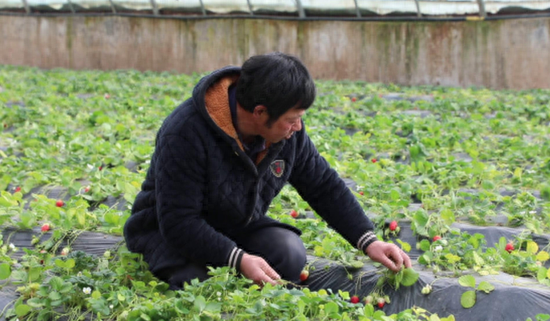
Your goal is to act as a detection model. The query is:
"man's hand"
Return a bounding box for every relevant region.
[239,253,280,286]
[365,240,412,272]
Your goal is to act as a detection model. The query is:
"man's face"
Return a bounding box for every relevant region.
[257,106,305,144]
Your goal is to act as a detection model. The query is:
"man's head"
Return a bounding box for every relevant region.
[236,52,316,128]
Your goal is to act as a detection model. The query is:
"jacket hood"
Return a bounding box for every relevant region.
[191,66,273,164]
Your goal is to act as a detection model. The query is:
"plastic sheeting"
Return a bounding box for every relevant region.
[1,0,550,16]
[2,224,550,320]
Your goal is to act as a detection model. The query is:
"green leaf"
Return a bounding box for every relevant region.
[477,281,494,293]
[194,295,206,312]
[15,304,32,317]
[65,258,75,269]
[536,251,550,262]
[364,303,374,316]
[49,276,63,290]
[396,239,411,252]
[472,252,484,266]
[420,239,431,251]
[430,314,441,321]
[0,263,11,280]
[205,302,222,313]
[458,275,476,288]
[419,252,432,265]
[440,209,455,225]
[91,290,101,299]
[324,301,339,315]
[537,267,548,282]
[527,241,539,255]
[48,291,62,301]
[28,266,42,282]
[414,211,429,228]
[400,268,419,286]
[54,259,66,269]
[390,189,400,201]
[460,290,476,309]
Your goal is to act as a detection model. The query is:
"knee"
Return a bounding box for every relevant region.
[267,232,307,282]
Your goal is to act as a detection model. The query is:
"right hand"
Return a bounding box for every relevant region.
[239,253,280,286]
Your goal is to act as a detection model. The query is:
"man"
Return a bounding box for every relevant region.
[124,52,411,290]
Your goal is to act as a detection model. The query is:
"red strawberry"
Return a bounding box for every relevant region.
[350,295,360,304]
[41,224,50,232]
[290,210,299,218]
[433,235,442,242]
[84,186,91,193]
[359,191,364,196]
[389,220,398,231]
[299,270,309,281]
[55,200,64,207]
[99,165,103,171]
[104,93,110,99]
[351,97,357,102]
[377,298,385,308]
[505,243,514,253]
[14,186,21,193]
[371,158,377,163]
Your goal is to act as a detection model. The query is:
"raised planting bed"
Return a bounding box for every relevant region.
[1,66,550,321]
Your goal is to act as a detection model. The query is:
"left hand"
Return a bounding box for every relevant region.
[365,240,412,272]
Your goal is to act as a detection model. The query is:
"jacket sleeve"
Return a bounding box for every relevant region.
[155,132,244,268]
[288,125,378,252]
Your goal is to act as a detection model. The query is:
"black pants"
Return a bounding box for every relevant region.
[156,226,307,290]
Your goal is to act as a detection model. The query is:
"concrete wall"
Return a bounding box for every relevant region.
[1,15,549,89]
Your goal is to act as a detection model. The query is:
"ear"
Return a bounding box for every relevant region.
[252,105,267,119]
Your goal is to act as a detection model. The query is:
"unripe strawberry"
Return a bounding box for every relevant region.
[377,297,385,308]
[389,220,398,231]
[364,295,373,305]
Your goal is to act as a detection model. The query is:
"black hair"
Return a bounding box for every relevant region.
[236,52,316,125]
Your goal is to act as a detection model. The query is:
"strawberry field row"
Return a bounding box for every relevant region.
[1,66,550,320]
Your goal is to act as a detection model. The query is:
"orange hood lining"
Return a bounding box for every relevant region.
[203,75,271,165]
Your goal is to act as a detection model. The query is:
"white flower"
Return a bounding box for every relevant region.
[82,287,92,295]
[87,164,94,170]
[109,304,114,309]
[9,243,15,250]
[529,210,537,214]
[216,291,221,297]
[434,245,443,252]
[77,271,82,277]
[521,211,526,215]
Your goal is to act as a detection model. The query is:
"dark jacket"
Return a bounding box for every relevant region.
[123,66,375,273]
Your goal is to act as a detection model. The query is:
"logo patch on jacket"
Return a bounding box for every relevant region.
[270,160,285,177]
